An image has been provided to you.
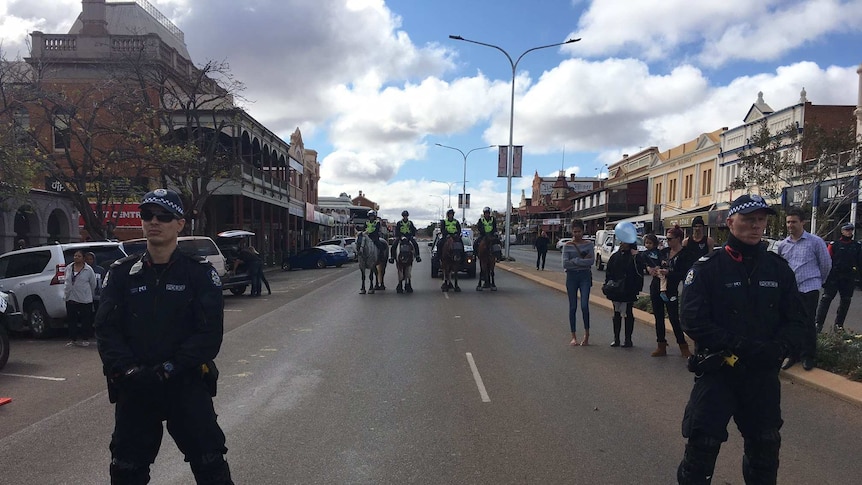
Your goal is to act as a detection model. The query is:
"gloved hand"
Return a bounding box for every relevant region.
[734,338,786,367]
[118,365,159,387]
[152,361,175,382]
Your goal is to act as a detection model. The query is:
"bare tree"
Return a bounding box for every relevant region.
[0,53,45,205]
[113,45,246,235]
[11,56,152,241]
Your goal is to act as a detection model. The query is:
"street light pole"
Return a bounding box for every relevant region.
[431,180,456,209]
[428,194,445,221]
[449,35,580,260]
[435,143,495,224]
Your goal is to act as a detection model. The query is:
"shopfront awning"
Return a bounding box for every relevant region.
[663,204,714,228]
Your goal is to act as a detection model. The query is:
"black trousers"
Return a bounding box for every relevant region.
[799,290,819,358]
[815,277,855,328]
[66,301,93,341]
[536,249,547,269]
[110,372,230,482]
[679,367,782,484]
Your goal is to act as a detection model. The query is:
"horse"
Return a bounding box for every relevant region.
[439,235,462,292]
[476,234,501,291]
[356,231,381,294]
[395,238,414,294]
[373,239,388,291]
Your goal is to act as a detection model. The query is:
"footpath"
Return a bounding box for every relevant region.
[497,258,862,408]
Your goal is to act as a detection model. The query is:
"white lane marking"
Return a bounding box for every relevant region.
[0,373,66,381]
[465,352,491,403]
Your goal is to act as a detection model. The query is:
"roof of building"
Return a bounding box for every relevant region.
[68,0,191,60]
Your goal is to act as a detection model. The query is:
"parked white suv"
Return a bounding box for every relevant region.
[119,236,228,276]
[318,236,357,261]
[0,242,126,338]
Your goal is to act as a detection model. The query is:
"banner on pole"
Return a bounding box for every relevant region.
[459,193,470,209]
[513,146,523,178]
[497,146,507,177]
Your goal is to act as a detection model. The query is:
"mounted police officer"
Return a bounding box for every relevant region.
[475,207,498,247]
[677,194,807,484]
[95,189,233,484]
[365,209,389,258]
[390,210,421,263]
[437,208,464,261]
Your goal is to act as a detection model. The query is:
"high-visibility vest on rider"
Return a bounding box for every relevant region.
[444,219,459,236]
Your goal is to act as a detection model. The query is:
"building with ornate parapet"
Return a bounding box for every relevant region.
[0,0,325,258]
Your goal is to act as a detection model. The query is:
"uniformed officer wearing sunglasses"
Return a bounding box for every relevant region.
[95,189,234,484]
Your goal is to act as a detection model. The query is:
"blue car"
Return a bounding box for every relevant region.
[282,245,351,271]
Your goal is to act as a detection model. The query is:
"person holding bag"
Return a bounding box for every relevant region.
[603,221,644,348]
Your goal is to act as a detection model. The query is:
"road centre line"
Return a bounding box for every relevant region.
[465,352,491,402]
[0,372,66,381]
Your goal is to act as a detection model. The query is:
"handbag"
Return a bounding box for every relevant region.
[601,278,626,298]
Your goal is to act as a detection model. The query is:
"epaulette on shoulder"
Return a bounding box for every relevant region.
[177,249,209,264]
[110,254,141,268]
[696,250,721,264]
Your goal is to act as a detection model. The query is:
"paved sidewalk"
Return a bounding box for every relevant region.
[498,258,862,408]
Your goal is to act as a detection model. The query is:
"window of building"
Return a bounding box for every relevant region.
[52,109,72,151]
[683,174,693,199]
[701,169,713,196]
[668,179,677,202]
[654,182,662,205]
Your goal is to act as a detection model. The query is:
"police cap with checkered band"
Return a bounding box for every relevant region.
[140,188,184,218]
[728,194,776,217]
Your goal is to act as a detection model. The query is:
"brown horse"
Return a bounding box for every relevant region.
[476,234,500,291]
[373,239,388,290]
[439,236,461,292]
[395,239,414,294]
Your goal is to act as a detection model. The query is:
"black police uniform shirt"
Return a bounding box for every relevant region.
[679,244,807,365]
[827,238,862,280]
[96,249,225,377]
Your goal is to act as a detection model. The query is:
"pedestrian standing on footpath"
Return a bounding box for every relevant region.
[535,231,550,270]
[814,222,861,334]
[562,220,594,346]
[777,206,831,371]
[65,249,97,347]
[85,251,106,315]
[682,216,715,259]
[602,221,644,348]
[95,189,233,484]
[677,194,807,484]
[647,228,693,358]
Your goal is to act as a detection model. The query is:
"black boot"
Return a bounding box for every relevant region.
[610,314,621,347]
[678,439,721,485]
[622,316,635,347]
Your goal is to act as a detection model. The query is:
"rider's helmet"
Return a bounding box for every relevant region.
[367,209,377,218]
[483,206,491,214]
[401,210,409,217]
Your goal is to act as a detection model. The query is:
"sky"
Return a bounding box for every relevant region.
[1,0,861,227]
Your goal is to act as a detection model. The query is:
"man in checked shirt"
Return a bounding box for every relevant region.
[776,206,831,371]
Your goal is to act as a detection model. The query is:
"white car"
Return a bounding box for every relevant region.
[555,238,572,249]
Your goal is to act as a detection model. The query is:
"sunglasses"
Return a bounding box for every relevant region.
[140,209,178,223]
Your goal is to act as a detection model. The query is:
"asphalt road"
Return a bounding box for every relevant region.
[1,252,861,484]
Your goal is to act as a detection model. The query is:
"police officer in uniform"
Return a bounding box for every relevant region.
[365,209,389,257]
[390,210,421,263]
[437,208,463,260]
[96,189,233,484]
[475,207,498,248]
[814,222,862,333]
[677,194,807,484]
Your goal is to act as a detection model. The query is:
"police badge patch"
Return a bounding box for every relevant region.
[684,268,696,286]
[210,268,222,287]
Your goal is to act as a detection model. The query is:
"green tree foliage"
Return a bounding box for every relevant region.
[730,118,861,237]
